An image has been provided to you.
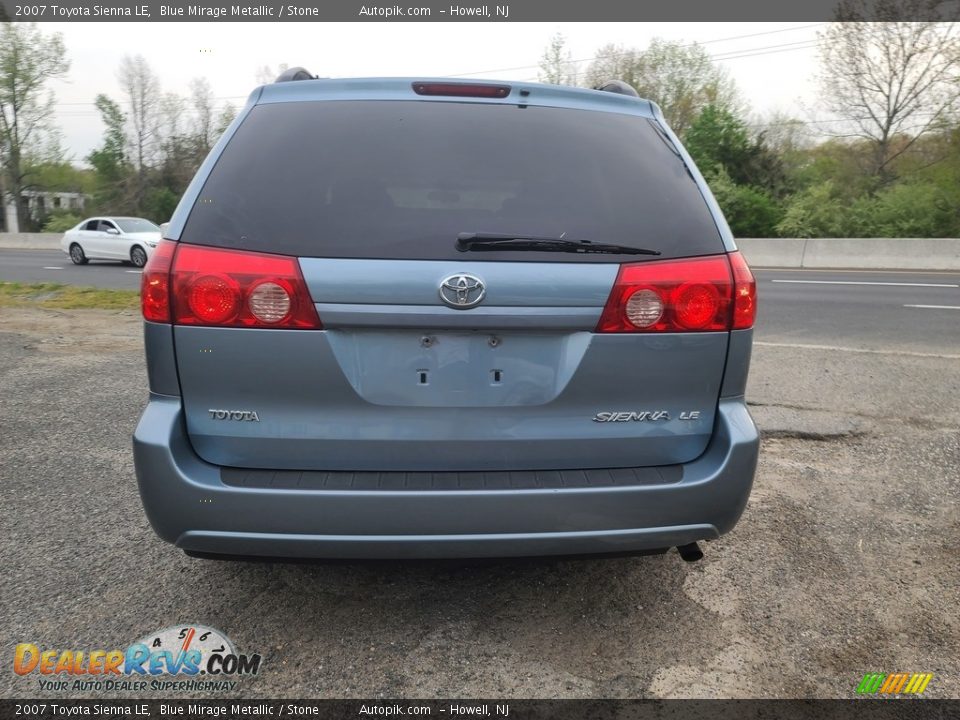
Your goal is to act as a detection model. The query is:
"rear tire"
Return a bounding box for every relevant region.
[69,243,88,265]
[130,246,148,268]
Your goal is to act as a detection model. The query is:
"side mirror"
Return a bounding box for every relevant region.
[105,227,120,235]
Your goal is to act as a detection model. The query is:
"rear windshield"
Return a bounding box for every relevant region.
[182,100,724,262]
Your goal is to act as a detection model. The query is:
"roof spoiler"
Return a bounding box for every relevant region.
[275,67,317,83]
[594,80,640,98]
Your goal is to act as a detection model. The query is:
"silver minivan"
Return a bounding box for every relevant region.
[133,73,759,561]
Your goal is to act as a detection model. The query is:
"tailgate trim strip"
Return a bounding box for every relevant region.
[221,465,683,491]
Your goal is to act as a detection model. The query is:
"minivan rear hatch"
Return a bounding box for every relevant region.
[172,91,732,473]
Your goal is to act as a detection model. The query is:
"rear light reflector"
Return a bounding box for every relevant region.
[729,250,757,329]
[139,243,322,329]
[141,239,176,323]
[412,82,511,98]
[597,254,756,333]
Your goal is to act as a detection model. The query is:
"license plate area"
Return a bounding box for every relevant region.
[326,329,590,407]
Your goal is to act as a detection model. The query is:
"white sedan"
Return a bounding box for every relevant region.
[61,217,162,268]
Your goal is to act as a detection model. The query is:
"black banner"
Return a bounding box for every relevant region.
[1,700,957,720]
[0,0,958,22]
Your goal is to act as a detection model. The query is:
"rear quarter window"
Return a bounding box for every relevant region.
[181,100,724,262]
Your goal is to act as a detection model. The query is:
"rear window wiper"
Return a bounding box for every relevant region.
[456,232,660,256]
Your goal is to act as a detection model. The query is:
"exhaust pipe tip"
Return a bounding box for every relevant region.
[677,542,703,562]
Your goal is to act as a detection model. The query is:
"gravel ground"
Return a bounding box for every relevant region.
[1,307,957,699]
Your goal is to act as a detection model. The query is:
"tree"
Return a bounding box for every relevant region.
[818,2,960,182]
[585,39,738,137]
[189,77,216,156]
[215,103,237,136]
[117,54,161,210]
[686,105,787,196]
[538,33,579,86]
[87,94,131,213]
[685,106,753,178]
[0,22,69,231]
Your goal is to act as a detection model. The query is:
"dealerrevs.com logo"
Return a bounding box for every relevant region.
[14,625,262,693]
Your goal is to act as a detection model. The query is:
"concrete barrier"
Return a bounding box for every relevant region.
[735,238,806,269]
[801,238,960,271]
[738,237,960,272]
[3,233,960,271]
[0,233,63,250]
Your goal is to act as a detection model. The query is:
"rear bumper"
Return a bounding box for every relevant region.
[133,397,759,559]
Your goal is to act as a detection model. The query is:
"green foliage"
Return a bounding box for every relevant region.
[705,167,783,238]
[777,179,960,238]
[851,182,959,237]
[86,93,131,213]
[42,212,81,233]
[686,105,787,196]
[776,182,849,238]
[686,106,751,174]
[143,186,178,224]
[28,162,94,193]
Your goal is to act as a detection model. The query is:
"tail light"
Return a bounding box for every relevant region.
[141,240,176,322]
[728,250,757,329]
[140,242,321,329]
[596,252,756,333]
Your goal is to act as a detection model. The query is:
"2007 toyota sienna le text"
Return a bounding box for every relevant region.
[133,71,760,561]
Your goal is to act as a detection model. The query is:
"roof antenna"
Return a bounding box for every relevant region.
[274,67,317,83]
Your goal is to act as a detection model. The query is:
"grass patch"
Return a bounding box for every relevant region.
[0,282,139,310]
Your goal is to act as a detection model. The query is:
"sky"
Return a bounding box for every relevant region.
[42,21,826,164]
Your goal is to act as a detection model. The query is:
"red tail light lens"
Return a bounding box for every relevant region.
[141,239,176,322]
[596,254,750,333]
[728,250,757,329]
[412,82,511,98]
[172,245,321,329]
[147,244,322,329]
[185,273,240,324]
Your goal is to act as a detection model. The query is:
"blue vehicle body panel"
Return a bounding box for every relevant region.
[134,396,758,559]
[136,77,759,559]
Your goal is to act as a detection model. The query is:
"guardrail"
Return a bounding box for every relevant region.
[2,234,960,271]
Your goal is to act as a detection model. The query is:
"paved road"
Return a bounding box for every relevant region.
[0,248,145,288]
[755,267,960,355]
[3,248,959,353]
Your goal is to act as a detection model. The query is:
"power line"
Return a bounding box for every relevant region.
[50,95,246,109]
[514,38,822,82]
[448,23,825,78]
[709,39,820,60]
